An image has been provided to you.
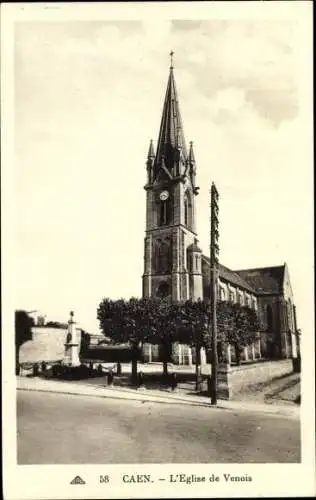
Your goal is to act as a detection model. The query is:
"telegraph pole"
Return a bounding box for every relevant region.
[210,182,219,405]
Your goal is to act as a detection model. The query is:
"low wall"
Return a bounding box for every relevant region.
[218,359,293,400]
[20,327,81,364]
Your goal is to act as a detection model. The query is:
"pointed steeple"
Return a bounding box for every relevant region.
[154,53,188,176]
[147,139,155,159]
[146,139,155,185]
[188,141,195,164]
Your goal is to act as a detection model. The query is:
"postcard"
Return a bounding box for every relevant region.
[2,1,315,499]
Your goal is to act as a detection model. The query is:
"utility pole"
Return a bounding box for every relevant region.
[210,182,219,405]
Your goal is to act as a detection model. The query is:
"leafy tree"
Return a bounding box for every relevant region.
[97,297,180,380]
[79,330,90,358]
[15,310,34,375]
[146,298,177,378]
[217,301,260,365]
[175,300,210,391]
[97,297,156,384]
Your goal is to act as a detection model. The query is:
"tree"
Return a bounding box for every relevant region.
[217,302,260,365]
[143,297,174,378]
[15,310,34,375]
[97,298,127,342]
[97,297,160,384]
[79,330,90,358]
[97,297,181,381]
[176,300,210,391]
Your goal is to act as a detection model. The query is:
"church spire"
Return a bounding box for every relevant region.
[147,139,155,159]
[154,52,188,175]
[188,141,195,164]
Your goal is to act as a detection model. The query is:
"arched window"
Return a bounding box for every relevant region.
[267,304,273,331]
[154,240,161,273]
[184,191,192,228]
[287,298,293,331]
[186,249,192,272]
[237,292,244,305]
[155,238,172,274]
[184,196,189,226]
[159,198,172,226]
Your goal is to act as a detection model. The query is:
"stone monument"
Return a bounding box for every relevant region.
[63,311,80,367]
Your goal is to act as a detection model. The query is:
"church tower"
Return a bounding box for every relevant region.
[142,54,203,302]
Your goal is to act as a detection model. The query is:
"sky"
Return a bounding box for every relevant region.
[13,11,313,334]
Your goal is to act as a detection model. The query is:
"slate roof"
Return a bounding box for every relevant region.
[233,265,285,295]
[202,256,256,293]
[202,256,286,295]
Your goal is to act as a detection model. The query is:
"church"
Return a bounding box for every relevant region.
[141,56,299,365]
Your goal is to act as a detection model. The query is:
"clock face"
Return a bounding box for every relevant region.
[160,190,169,201]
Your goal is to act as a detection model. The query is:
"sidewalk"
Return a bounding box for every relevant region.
[17,376,300,419]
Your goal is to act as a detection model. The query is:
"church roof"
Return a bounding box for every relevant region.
[233,265,285,294]
[202,256,256,293]
[154,64,188,171]
[202,256,286,295]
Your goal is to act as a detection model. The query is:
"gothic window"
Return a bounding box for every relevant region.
[184,196,189,226]
[287,299,293,331]
[237,291,244,305]
[155,238,172,274]
[186,249,192,272]
[184,191,192,228]
[284,301,290,331]
[159,198,172,226]
[154,240,161,273]
[267,304,273,331]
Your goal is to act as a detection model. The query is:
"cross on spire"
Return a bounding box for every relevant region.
[170,50,174,69]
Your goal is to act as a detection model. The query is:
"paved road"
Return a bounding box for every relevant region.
[17,391,300,464]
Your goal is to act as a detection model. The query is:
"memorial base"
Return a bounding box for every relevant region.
[63,343,80,367]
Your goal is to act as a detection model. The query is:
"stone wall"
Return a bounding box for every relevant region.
[20,326,82,365]
[218,359,293,400]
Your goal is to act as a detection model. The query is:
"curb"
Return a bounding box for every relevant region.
[17,386,216,409]
[17,384,300,419]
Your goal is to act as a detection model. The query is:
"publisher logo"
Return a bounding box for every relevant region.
[70,476,86,485]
